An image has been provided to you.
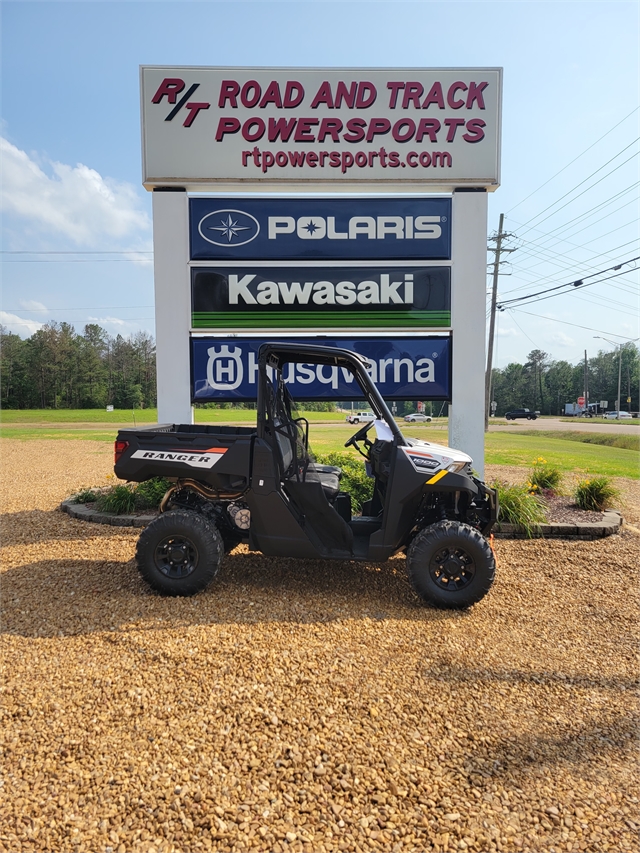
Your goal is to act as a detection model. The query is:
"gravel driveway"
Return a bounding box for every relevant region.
[1,439,638,853]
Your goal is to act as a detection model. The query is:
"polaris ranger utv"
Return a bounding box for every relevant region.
[114,342,498,609]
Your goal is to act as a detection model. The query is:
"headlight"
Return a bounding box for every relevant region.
[447,461,468,473]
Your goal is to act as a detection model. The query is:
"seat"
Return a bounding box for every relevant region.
[274,424,341,501]
[304,464,341,500]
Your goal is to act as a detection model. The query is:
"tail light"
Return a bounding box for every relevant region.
[114,440,129,464]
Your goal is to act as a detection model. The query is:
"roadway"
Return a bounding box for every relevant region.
[488,417,639,436]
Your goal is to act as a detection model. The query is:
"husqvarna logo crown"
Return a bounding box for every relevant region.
[206,345,244,390]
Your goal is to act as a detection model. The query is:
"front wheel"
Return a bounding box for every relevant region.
[136,510,223,596]
[407,521,496,609]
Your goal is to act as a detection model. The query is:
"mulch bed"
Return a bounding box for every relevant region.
[541,492,604,524]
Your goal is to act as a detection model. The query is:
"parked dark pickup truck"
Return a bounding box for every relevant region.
[114,343,497,609]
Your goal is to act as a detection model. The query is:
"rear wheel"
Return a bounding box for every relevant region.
[136,510,223,596]
[407,521,496,609]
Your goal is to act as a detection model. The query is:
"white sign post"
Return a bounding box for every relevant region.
[141,66,503,476]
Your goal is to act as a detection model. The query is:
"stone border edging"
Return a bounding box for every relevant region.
[60,498,157,528]
[61,499,624,540]
[493,510,623,540]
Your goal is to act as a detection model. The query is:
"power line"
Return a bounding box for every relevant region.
[3,305,154,312]
[505,239,640,291]
[517,151,639,235]
[2,259,153,264]
[512,237,640,274]
[500,268,639,309]
[506,107,640,214]
[1,250,153,255]
[496,256,640,309]
[510,225,639,272]
[508,308,639,340]
[507,311,539,347]
[507,182,640,244]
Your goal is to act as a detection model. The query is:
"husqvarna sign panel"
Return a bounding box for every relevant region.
[191,265,450,330]
[190,197,451,260]
[141,66,502,190]
[191,337,451,401]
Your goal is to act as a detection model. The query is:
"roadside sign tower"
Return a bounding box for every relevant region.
[141,66,502,475]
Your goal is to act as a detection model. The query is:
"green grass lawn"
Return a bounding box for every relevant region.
[1,410,637,479]
[483,432,638,478]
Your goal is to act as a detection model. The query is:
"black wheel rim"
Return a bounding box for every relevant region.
[154,535,199,579]
[429,545,476,591]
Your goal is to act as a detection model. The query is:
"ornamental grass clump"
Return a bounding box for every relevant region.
[134,477,172,510]
[73,488,99,504]
[492,481,547,538]
[92,477,172,514]
[96,484,137,514]
[528,457,562,494]
[575,477,620,512]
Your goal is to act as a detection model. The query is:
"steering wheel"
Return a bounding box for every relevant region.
[345,420,375,458]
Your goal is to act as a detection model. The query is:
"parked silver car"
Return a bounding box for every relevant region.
[404,413,433,422]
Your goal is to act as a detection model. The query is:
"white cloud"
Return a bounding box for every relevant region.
[0,311,44,337]
[0,137,150,247]
[549,331,575,348]
[20,299,48,313]
[497,326,519,337]
[85,316,154,336]
[88,315,128,326]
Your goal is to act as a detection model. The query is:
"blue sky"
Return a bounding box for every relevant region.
[1,0,638,368]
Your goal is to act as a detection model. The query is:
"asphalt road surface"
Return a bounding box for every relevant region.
[488,417,639,435]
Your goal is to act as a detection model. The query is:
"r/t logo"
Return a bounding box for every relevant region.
[151,78,210,127]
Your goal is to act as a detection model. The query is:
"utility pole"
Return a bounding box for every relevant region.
[485,214,516,430]
[616,344,622,417]
[584,350,589,413]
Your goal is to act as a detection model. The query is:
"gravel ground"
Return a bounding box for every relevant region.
[1,439,639,853]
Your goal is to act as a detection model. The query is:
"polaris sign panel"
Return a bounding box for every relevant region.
[141,66,502,190]
[191,337,451,402]
[190,197,451,260]
[191,265,450,330]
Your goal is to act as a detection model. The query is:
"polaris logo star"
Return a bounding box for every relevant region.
[198,209,260,247]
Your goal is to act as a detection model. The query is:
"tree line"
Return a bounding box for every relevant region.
[490,345,640,416]
[0,323,156,409]
[1,324,638,416]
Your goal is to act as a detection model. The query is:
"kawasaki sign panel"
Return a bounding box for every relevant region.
[190,197,451,260]
[191,337,451,402]
[191,265,450,330]
[141,66,502,191]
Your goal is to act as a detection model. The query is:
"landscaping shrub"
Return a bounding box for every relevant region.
[492,481,547,537]
[134,477,172,510]
[575,477,620,512]
[73,488,99,504]
[96,484,137,514]
[315,451,374,514]
[529,457,562,493]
